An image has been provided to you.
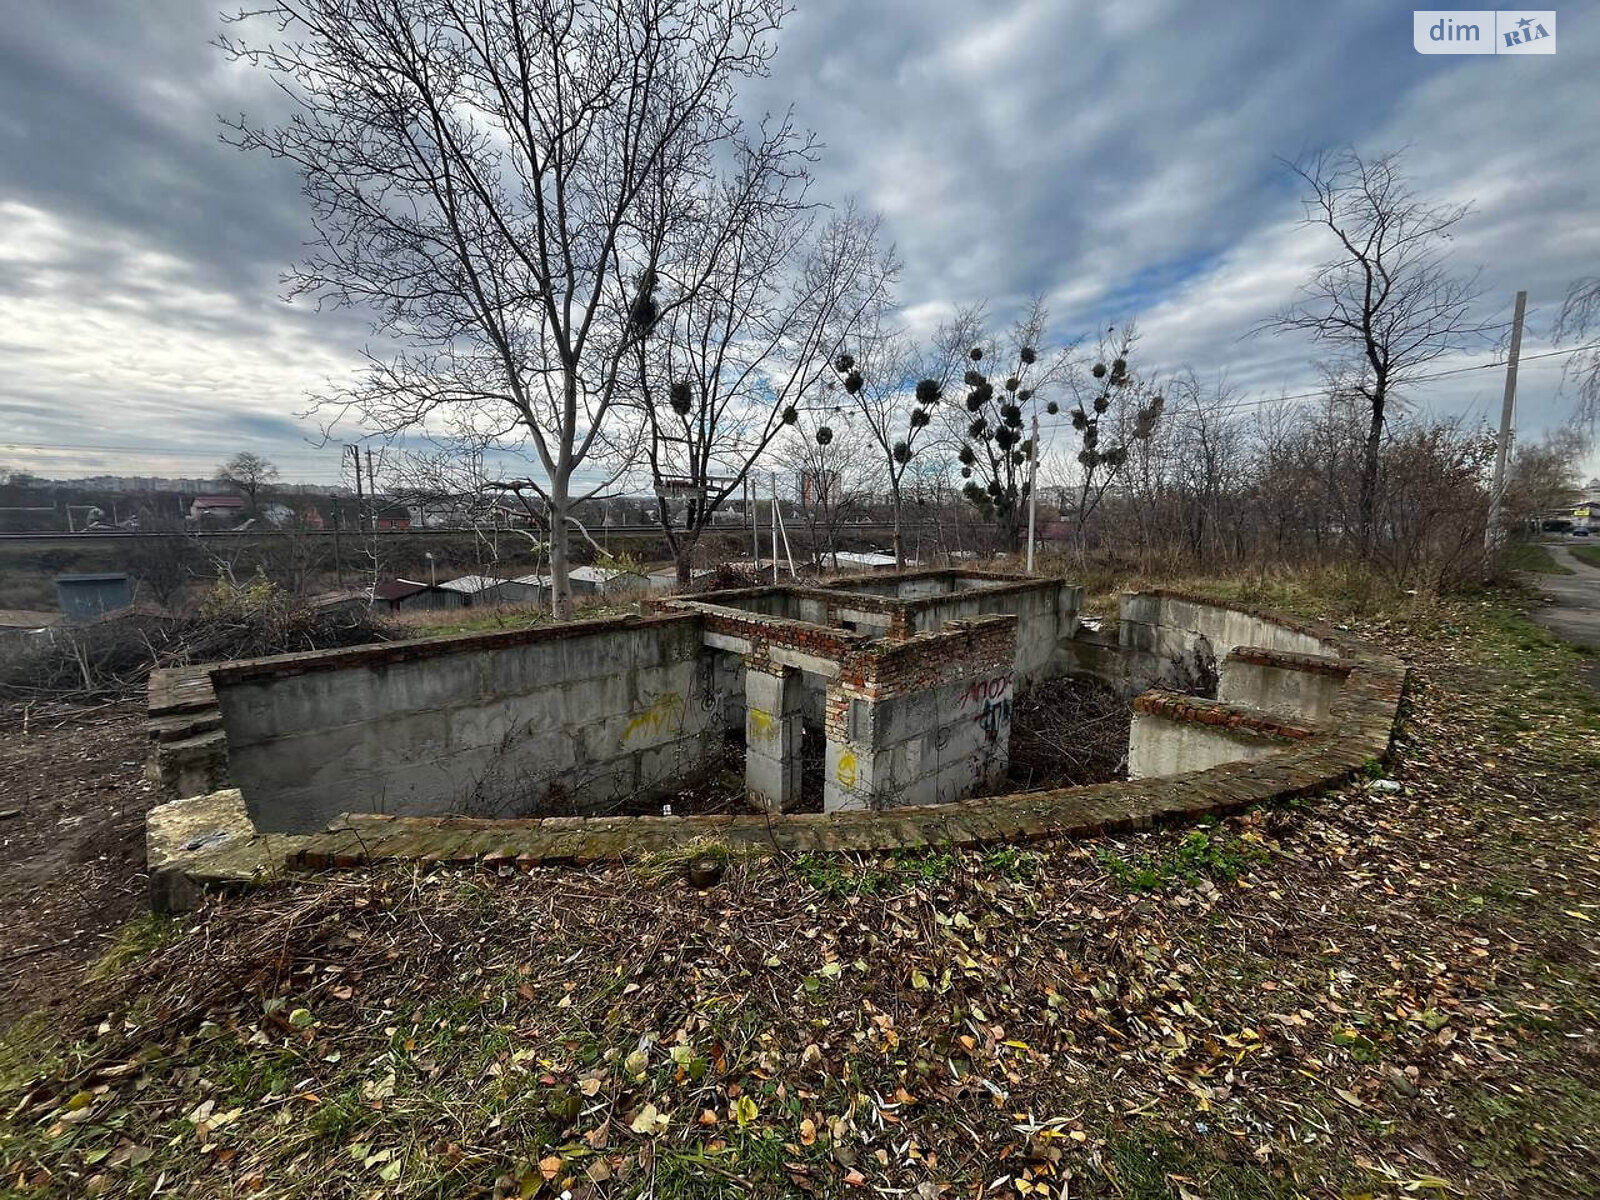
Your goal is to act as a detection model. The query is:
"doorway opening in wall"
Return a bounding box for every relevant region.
[798,724,826,812]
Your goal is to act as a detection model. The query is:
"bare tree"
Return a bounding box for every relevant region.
[1501,428,1586,532]
[1055,325,1163,553]
[950,298,1077,551]
[778,412,873,572]
[218,451,279,513]
[1555,277,1600,433]
[637,204,897,584]
[125,518,204,609]
[222,0,789,617]
[1259,148,1491,555]
[826,303,975,569]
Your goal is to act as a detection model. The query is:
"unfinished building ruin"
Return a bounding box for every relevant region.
[146,569,1406,911]
[187,569,1079,830]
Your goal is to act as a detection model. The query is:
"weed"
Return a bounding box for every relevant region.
[982,844,1040,881]
[87,913,180,982]
[1099,829,1268,893]
[634,837,747,882]
[307,1084,370,1143]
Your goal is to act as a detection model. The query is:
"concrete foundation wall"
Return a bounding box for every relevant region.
[1120,593,1331,665]
[1218,651,1347,726]
[1127,710,1288,778]
[824,674,1012,810]
[1068,593,1341,698]
[908,580,1081,687]
[214,616,720,833]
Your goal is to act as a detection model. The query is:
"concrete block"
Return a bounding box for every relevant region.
[769,644,845,678]
[704,630,752,655]
[481,639,572,696]
[1120,593,1162,625]
[147,789,305,913]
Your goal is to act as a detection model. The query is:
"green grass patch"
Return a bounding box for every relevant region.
[1098,826,1269,893]
[1088,1129,1299,1199]
[86,913,181,982]
[1570,544,1600,569]
[0,1012,61,1095]
[1503,539,1575,575]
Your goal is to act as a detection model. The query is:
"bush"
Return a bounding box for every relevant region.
[0,575,393,704]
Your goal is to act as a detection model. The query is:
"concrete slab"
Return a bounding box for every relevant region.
[146,789,308,913]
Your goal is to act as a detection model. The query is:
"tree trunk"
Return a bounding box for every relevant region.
[889,477,904,569]
[1358,390,1385,558]
[675,529,701,586]
[548,491,574,619]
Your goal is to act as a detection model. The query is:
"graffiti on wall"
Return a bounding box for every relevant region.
[747,706,778,741]
[622,691,685,743]
[959,674,1013,743]
[835,748,859,789]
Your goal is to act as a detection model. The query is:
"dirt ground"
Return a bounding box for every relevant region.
[0,704,153,1027]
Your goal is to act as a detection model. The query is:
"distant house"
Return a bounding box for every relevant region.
[436,575,516,606]
[647,567,715,593]
[828,551,911,571]
[569,565,648,599]
[373,503,413,531]
[1573,478,1600,532]
[500,573,552,606]
[189,495,245,522]
[370,578,466,613]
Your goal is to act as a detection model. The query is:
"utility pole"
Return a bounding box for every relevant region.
[365,446,378,524]
[348,445,365,534]
[1485,289,1528,552]
[330,494,344,588]
[1025,410,1040,573]
[771,472,780,583]
[773,470,797,578]
[749,476,760,571]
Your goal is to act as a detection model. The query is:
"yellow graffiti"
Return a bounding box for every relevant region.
[622,692,685,742]
[747,707,778,741]
[835,749,858,789]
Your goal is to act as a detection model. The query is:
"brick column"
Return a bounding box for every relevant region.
[745,660,803,812]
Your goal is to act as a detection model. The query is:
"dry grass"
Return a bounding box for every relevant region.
[387,599,637,639]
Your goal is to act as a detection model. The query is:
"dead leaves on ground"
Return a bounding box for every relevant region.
[4,597,1600,1198]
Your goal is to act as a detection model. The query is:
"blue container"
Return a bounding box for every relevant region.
[55,573,134,622]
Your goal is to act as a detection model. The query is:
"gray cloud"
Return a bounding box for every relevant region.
[1,0,1597,483]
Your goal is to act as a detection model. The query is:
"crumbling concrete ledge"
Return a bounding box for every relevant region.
[284,593,1407,873]
[147,789,309,913]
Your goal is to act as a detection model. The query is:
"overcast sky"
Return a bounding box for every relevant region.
[1,2,1596,486]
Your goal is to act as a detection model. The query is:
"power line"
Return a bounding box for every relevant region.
[1031,340,1600,433]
